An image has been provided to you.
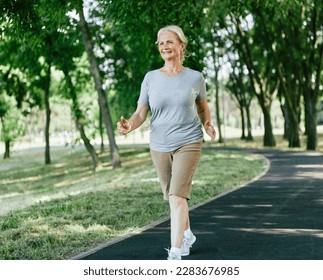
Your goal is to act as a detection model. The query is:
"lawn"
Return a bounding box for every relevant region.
[0,143,265,259]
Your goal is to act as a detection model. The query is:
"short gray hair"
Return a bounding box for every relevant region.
[156,25,188,63]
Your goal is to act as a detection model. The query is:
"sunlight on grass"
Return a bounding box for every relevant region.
[64,224,110,233]
[52,173,94,188]
[1,175,41,185]
[0,145,265,259]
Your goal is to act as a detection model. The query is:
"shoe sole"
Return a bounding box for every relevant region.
[181,235,196,256]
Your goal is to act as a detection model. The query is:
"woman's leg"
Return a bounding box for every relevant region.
[168,142,201,257]
[151,143,201,259]
[169,195,189,248]
[150,149,172,200]
[185,215,190,231]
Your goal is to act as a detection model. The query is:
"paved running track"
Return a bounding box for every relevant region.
[73,148,323,260]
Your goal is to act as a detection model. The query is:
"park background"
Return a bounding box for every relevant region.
[0,0,322,259]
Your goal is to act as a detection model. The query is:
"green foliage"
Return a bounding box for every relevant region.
[0,93,10,117]
[95,0,207,118]
[0,94,26,142]
[1,0,322,152]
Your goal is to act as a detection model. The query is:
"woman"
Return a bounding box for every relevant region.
[117,25,215,260]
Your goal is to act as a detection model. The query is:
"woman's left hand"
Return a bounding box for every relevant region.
[204,120,216,141]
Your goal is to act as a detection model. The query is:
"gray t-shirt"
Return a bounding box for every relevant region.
[138,67,206,152]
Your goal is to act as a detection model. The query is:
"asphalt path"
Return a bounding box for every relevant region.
[74,148,323,260]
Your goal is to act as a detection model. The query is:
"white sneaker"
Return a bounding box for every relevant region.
[166,248,181,260]
[181,233,196,256]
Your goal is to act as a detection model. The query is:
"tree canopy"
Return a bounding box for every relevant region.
[0,0,322,167]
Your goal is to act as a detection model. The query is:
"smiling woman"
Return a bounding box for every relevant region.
[157,26,187,73]
[117,25,216,260]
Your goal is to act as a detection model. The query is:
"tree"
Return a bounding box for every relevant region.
[0,38,38,157]
[250,0,323,150]
[207,26,225,143]
[1,0,122,167]
[47,12,103,171]
[226,60,254,141]
[63,68,102,171]
[204,0,277,147]
[251,3,302,148]
[1,0,57,164]
[231,13,277,147]
[76,0,121,169]
[297,0,323,150]
[0,93,25,158]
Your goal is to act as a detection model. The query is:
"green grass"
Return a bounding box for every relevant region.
[0,144,265,259]
[217,132,323,152]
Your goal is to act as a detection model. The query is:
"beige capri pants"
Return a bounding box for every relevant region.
[150,141,202,200]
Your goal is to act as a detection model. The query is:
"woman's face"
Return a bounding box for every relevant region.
[157,31,184,62]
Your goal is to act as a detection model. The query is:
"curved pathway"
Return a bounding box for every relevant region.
[75,148,323,260]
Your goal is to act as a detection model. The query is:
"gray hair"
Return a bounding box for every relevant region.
[156,25,188,63]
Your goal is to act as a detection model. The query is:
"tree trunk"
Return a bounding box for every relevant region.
[281,95,300,148]
[276,64,301,148]
[44,62,51,165]
[64,69,102,171]
[77,2,121,169]
[301,4,322,150]
[239,107,246,140]
[304,89,317,150]
[260,101,276,147]
[285,99,301,148]
[211,39,223,144]
[288,117,301,148]
[280,102,290,140]
[0,117,10,159]
[78,122,102,171]
[215,83,223,143]
[4,140,10,159]
[245,104,253,141]
[99,108,105,153]
[306,107,317,151]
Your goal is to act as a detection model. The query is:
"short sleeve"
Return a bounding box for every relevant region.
[137,72,150,106]
[197,73,207,100]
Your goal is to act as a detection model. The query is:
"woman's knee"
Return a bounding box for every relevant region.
[169,195,187,210]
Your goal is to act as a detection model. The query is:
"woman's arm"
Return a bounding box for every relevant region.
[196,99,216,141]
[117,104,149,135]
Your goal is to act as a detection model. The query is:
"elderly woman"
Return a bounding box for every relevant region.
[117,25,215,260]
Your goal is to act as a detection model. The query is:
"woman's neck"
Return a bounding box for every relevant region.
[161,61,184,76]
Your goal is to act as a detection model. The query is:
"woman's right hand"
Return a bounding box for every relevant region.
[204,120,216,141]
[117,116,132,135]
